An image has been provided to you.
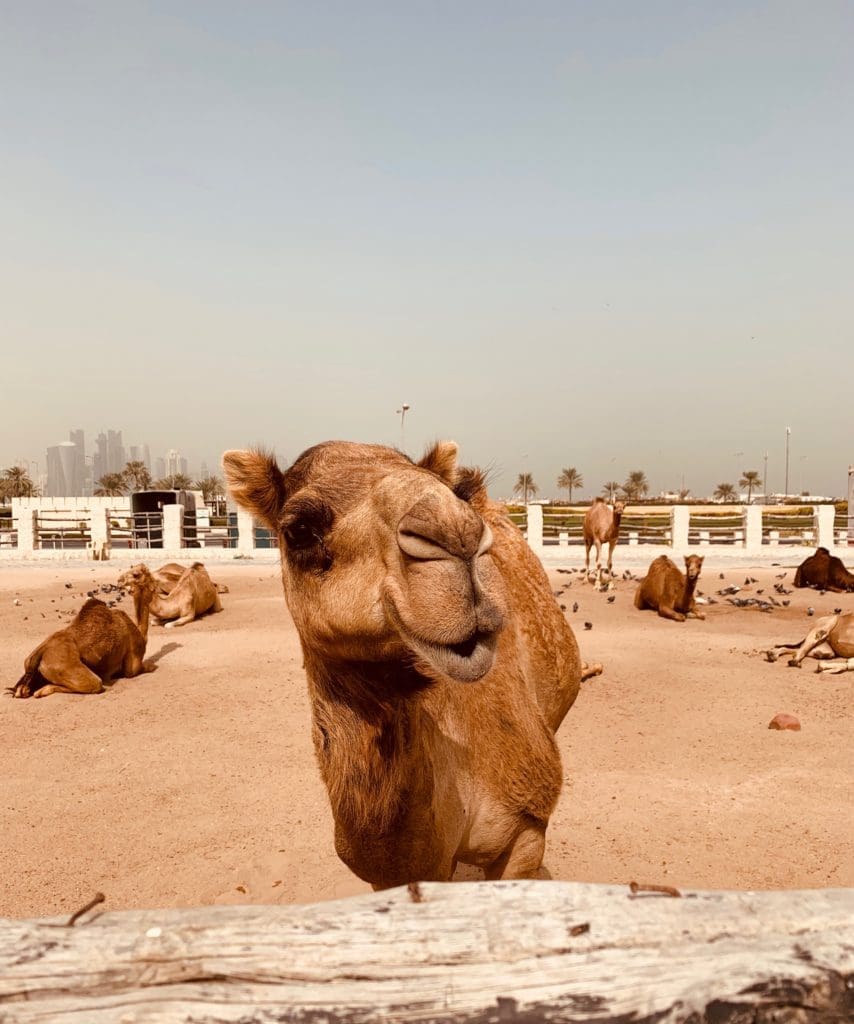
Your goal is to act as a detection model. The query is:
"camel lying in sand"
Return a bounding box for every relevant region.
[634,554,705,622]
[583,498,625,576]
[153,562,229,596]
[225,439,585,887]
[8,576,157,698]
[793,547,854,592]
[769,612,854,673]
[119,562,222,628]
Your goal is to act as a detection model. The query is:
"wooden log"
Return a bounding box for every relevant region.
[1,881,852,1023]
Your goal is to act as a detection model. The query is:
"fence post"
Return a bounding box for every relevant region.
[670,506,689,552]
[236,507,255,557]
[745,506,762,554]
[815,505,835,550]
[90,509,110,560]
[16,505,36,556]
[526,504,543,553]
[163,504,184,553]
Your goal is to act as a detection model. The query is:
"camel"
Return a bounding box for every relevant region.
[793,547,854,592]
[634,554,705,622]
[769,612,854,673]
[153,561,229,596]
[118,562,222,628]
[224,440,584,888]
[583,498,625,576]
[8,576,157,698]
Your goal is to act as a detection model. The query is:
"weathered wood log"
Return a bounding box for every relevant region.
[1,881,852,1023]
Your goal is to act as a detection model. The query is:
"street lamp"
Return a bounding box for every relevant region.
[763,451,769,501]
[395,403,411,452]
[784,427,791,498]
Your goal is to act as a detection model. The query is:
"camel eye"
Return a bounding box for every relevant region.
[284,518,317,550]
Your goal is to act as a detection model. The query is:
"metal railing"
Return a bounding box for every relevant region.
[761,508,816,546]
[108,510,162,549]
[183,512,236,549]
[834,507,853,546]
[0,522,17,548]
[688,511,746,546]
[542,508,583,546]
[35,512,91,550]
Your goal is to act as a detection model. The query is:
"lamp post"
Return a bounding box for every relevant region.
[784,427,791,498]
[763,451,769,501]
[395,403,411,452]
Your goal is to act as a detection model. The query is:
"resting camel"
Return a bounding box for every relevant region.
[634,554,705,622]
[153,562,229,596]
[224,440,585,888]
[8,576,157,698]
[118,562,222,628]
[793,547,854,592]
[583,497,625,576]
[769,612,854,673]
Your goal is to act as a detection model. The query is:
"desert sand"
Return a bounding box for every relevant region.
[1,557,851,920]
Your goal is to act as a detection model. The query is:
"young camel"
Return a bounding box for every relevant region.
[224,440,583,888]
[583,498,625,576]
[770,612,854,673]
[634,554,706,622]
[118,562,222,628]
[8,577,157,698]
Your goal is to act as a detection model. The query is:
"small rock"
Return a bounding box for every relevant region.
[65,582,73,589]
[560,604,566,611]
[807,607,815,616]
[768,713,800,732]
[13,598,21,606]
[782,600,790,606]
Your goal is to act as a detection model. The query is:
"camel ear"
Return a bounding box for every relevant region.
[222,449,288,530]
[418,441,459,485]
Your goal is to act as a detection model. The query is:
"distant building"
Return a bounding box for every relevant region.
[45,441,80,496]
[155,457,166,480]
[142,444,151,471]
[68,429,86,495]
[107,429,125,473]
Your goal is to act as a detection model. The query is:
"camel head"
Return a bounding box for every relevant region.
[223,441,506,683]
[613,500,626,517]
[683,554,704,582]
[117,564,157,601]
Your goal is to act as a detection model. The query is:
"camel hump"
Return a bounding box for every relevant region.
[592,496,605,504]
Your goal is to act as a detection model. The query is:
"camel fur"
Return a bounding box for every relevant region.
[224,439,583,888]
[793,547,854,592]
[8,589,156,699]
[634,554,705,622]
[153,561,229,596]
[118,562,222,628]
[770,612,854,673]
[583,498,625,575]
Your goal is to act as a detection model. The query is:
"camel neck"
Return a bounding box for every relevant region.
[679,575,698,611]
[133,589,151,641]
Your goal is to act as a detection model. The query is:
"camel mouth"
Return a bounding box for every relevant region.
[408,629,498,683]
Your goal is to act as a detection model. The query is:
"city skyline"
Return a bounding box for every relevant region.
[1,4,852,497]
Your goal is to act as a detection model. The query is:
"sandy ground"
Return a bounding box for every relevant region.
[1,557,852,920]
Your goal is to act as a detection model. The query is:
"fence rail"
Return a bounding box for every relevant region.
[35,512,92,550]
[108,511,163,549]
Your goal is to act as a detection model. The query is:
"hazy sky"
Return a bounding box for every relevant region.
[2,1,852,498]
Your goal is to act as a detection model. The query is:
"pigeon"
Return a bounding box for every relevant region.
[606,595,616,603]
[776,572,787,578]
[560,604,566,611]
[756,589,764,595]
[807,607,815,616]
[572,602,579,613]
[64,582,73,589]
[782,600,790,607]
[719,573,725,579]
[834,607,843,614]
[584,621,593,630]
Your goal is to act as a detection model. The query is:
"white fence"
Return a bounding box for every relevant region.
[0,498,851,562]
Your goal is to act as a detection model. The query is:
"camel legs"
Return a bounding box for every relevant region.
[34,648,104,698]
[165,613,196,628]
[786,615,838,667]
[657,606,686,622]
[816,657,854,674]
[485,825,546,881]
[123,650,157,678]
[606,539,617,574]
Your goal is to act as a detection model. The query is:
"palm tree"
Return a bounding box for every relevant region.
[154,473,194,490]
[622,470,649,501]
[713,482,737,503]
[739,470,762,503]
[122,460,152,491]
[678,487,691,501]
[1,465,38,498]
[515,472,538,504]
[195,474,224,509]
[601,481,621,502]
[556,467,583,504]
[94,472,127,497]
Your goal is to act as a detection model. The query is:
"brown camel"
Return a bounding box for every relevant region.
[634,554,705,622]
[118,562,222,628]
[583,497,625,575]
[8,576,157,698]
[793,547,854,592]
[153,561,229,595]
[224,440,583,888]
[769,612,854,672]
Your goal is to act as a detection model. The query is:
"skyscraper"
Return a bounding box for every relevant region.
[45,441,80,496]
[69,429,86,495]
[107,430,125,474]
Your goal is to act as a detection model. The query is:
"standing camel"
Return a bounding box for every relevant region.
[583,497,625,576]
[224,440,583,888]
[8,575,157,698]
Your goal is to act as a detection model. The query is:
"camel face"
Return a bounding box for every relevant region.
[613,501,626,516]
[224,441,507,683]
[683,555,704,581]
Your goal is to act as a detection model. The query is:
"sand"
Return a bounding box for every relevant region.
[1,559,852,920]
